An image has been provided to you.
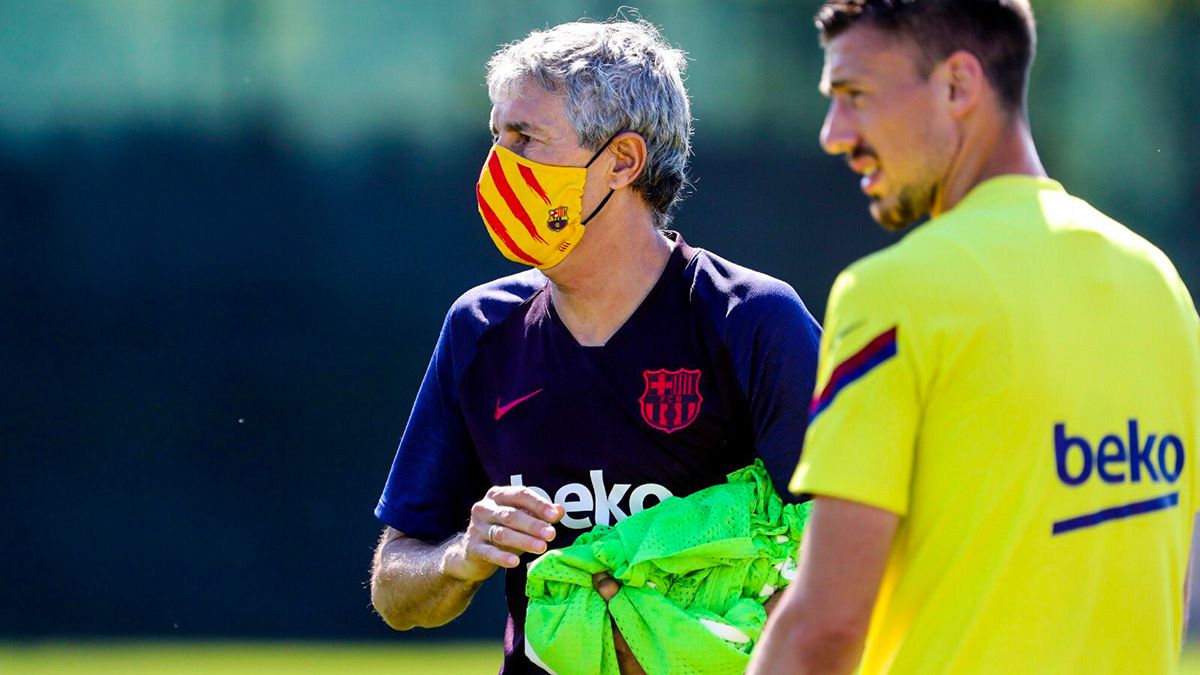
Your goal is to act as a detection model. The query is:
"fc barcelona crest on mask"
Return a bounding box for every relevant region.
[639,368,703,433]
[547,206,569,232]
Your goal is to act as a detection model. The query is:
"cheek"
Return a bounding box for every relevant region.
[583,167,604,195]
[866,106,919,156]
[924,117,960,168]
[891,110,952,173]
[580,167,609,212]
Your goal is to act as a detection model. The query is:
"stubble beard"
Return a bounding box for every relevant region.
[870,112,957,232]
[872,180,936,232]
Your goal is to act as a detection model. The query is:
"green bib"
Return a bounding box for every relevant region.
[525,461,812,674]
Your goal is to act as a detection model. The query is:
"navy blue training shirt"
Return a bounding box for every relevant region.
[376,233,821,673]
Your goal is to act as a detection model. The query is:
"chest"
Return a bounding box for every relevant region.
[458,300,756,535]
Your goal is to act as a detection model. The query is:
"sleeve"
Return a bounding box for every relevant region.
[789,263,923,516]
[723,280,823,502]
[1190,314,1200,499]
[374,306,489,543]
[1193,315,1200,507]
[1188,293,1200,505]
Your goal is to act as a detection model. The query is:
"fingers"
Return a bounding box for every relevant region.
[592,572,644,674]
[465,486,565,570]
[489,486,564,523]
[592,572,621,602]
[493,505,559,546]
[463,524,523,569]
[470,512,550,558]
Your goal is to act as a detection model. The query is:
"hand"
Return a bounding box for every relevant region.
[593,572,647,675]
[443,486,564,582]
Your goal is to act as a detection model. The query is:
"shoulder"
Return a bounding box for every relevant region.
[687,248,815,330]
[831,216,992,318]
[433,270,546,381]
[820,234,976,359]
[444,269,547,337]
[1068,196,1185,277]
[829,242,916,310]
[1065,197,1197,315]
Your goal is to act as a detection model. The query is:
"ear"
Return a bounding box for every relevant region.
[604,132,648,190]
[936,50,986,119]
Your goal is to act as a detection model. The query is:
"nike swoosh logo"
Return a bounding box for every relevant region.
[835,320,866,342]
[494,388,544,421]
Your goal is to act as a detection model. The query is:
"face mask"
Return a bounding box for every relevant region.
[475,137,615,269]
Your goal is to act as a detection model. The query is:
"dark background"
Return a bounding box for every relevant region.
[2,0,1196,643]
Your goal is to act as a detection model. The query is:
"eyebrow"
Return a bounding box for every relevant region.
[821,78,856,97]
[490,120,551,137]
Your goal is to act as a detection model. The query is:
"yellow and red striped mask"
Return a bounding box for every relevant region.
[475,139,614,269]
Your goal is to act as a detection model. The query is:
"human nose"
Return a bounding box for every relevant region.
[819,100,857,157]
[496,135,522,156]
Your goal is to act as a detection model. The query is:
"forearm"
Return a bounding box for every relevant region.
[748,497,898,675]
[369,488,564,631]
[751,587,864,675]
[370,532,483,630]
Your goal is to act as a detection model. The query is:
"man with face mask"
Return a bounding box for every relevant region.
[369,18,822,673]
[749,2,1200,674]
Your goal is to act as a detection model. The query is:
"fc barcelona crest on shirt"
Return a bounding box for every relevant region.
[639,368,703,433]
[547,206,569,231]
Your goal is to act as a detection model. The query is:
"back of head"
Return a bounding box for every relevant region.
[816,0,1037,115]
[486,19,692,226]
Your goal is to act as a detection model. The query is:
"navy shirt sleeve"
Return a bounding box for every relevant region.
[691,252,823,500]
[374,271,544,542]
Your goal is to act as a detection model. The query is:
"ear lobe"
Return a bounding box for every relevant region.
[608,132,648,190]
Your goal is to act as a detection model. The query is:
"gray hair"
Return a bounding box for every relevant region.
[486,18,692,226]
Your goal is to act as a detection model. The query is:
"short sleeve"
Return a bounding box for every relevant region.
[375,307,489,542]
[1190,301,1200,504]
[789,263,922,516]
[1167,269,1200,506]
[690,251,823,502]
[728,284,822,501]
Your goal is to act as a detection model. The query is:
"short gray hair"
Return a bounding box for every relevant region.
[486,19,692,226]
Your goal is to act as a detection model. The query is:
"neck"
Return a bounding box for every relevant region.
[544,202,672,347]
[932,114,1046,218]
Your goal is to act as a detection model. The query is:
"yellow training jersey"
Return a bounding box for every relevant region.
[791,175,1200,674]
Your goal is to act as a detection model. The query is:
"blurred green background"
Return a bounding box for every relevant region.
[1,0,1196,671]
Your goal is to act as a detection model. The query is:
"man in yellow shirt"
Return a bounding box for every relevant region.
[749,1,1200,673]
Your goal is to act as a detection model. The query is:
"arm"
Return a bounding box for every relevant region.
[707,272,822,501]
[371,486,564,630]
[1186,514,1199,644]
[747,496,899,675]
[370,527,484,630]
[591,573,648,675]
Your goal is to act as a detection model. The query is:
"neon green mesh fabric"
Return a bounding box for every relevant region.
[524,461,812,674]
